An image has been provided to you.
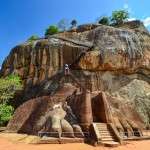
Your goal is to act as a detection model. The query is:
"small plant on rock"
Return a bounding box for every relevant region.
[45,25,59,37]
[27,35,39,42]
[98,16,110,25]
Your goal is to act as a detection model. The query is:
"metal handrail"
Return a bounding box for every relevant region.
[119,130,150,138]
[38,131,89,137]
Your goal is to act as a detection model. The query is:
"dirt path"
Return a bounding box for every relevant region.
[0,137,150,150]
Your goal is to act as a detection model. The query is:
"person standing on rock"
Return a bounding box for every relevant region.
[64,64,70,75]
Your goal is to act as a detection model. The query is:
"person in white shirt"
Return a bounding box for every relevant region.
[64,64,70,75]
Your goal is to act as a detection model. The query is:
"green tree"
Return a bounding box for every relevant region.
[0,75,23,104]
[98,16,110,25]
[0,104,14,126]
[27,35,39,42]
[45,25,59,36]
[58,19,69,31]
[0,74,22,126]
[71,19,77,28]
[111,10,129,25]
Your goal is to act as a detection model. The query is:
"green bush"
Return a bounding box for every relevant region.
[0,75,23,104]
[98,16,110,25]
[0,104,14,126]
[45,25,59,36]
[111,10,129,25]
[0,75,22,126]
[27,35,39,42]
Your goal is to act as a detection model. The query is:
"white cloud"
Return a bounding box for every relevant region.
[127,18,136,21]
[143,17,150,27]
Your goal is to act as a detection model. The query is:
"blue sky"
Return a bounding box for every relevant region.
[0,0,150,65]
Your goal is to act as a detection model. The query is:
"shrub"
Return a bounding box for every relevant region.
[0,75,23,104]
[0,104,14,126]
[27,35,39,42]
[98,16,110,25]
[45,25,59,36]
[111,10,129,25]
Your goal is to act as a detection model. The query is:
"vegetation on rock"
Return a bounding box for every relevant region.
[27,35,39,42]
[45,25,59,36]
[0,75,23,104]
[98,10,129,26]
[0,104,14,126]
[0,75,22,126]
[111,10,129,25]
[98,16,110,25]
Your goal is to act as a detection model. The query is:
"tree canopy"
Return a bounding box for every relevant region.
[111,10,129,25]
[0,74,22,126]
[45,25,59,36]
[0,104,14,126]
[98,16,110,25]
[0,75,23,104]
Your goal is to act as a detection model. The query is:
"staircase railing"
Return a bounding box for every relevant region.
[108,123,123,144]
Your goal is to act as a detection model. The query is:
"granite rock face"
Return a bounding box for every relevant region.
[1,21,150,133]
[7,83,84,137]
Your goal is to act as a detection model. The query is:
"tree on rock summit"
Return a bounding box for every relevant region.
[111,10,129,25]
[45,25,59,37]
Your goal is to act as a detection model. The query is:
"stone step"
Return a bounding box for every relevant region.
[100,137,115,141]
[99,130,112,132]
[93,123,119,147]
[97,127,108,129]
[96,123,107,125]
[101,141,120,147]
[98,130,113,134]
[99,133,114,136]
[100,134,115,138]
[95,123,107,124]
[96,124,107,126]
[96,126,108,128]
[97,128,110,132]
[100,136,115,140]
[98,128,110,131]
[97,125,108,128]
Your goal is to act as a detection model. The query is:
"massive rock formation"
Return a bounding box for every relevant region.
[1,20,150,136]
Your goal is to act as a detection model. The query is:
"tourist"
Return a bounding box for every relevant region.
[64,64,70,75]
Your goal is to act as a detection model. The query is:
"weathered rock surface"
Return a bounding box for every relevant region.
[7,82,144,136]
[1,21,149,87]
[110,79,150,128]
[1,20,150,133]
[7,83,84,137]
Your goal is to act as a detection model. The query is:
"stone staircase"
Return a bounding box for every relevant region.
[92,123,120,147]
